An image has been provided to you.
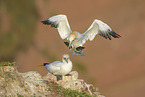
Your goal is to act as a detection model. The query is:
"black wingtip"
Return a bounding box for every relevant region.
[43,63,49,66]
[41,19,58,28]
[99,30,121,40]
[41,20,50,25]
[109,31,121,38]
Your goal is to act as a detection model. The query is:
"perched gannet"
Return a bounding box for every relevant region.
[41,14,121,56]
[44,54,72,76]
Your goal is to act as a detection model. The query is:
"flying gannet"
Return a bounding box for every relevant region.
[41,14,121,56]
[44,54,72,76]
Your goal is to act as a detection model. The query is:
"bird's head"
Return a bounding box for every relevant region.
[62,54,70,63]
[69,31,78,42]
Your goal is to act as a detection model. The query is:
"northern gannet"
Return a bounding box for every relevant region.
[44,54,72,76]
[41,14,121,56]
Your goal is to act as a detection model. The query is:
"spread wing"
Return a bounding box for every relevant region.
[82,19,121,44]
[41,14,72,39]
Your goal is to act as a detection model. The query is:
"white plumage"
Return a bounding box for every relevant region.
[41,14,121,56]
[44,54,72,75]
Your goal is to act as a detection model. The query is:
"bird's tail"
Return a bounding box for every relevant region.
[43,63,49,66]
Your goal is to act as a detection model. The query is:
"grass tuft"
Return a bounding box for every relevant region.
[57,86,96,97]
[0,61,15,66]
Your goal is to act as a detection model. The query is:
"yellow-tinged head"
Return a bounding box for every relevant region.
[62,54,70,63]
[69,31,78,42]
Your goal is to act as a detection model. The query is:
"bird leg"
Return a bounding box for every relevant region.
[64,42,85,56]
[56,75,62,81]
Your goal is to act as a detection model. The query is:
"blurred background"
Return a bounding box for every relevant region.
[0,0,145,97]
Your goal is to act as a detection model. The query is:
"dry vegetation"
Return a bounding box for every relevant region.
[0,62,104,97]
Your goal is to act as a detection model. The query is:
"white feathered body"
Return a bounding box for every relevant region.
[45,60,72,75]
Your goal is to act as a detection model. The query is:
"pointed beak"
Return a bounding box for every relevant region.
[64,58,69,63]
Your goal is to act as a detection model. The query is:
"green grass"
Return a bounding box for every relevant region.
[0,74,4,78]
[17,93,24,97]
[0,61,15,66]
[57,86,96,97]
